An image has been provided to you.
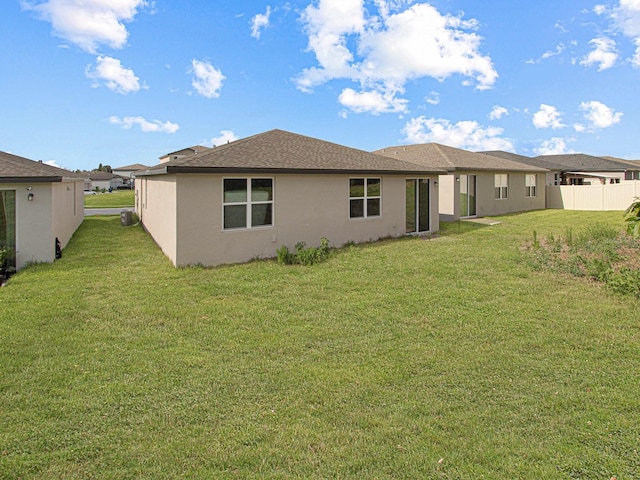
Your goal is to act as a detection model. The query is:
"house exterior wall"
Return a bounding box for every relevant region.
[136,175,178,264]
[439,171,546,222]
[92,178,124,190]
[140,173,439,267]
[546,181,640,210]
[51,180,84,253]
[438,175,456,221]
[1,179,83,270]
[544,171,561,186]
[477,172,545,217]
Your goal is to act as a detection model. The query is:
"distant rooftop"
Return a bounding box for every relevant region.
[375,144,547,172]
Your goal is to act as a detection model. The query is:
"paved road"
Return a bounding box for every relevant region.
[84,208,134,216]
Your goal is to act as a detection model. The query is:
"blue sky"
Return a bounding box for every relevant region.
[2,0,640,171]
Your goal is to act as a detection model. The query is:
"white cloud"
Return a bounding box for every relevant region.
[207,130,239,147]
[338,87,408,114]
[44,159,63,168]
[534,137,575,155]
[109,116,179,133]
[85,56,141,94]
[21,0,149,53]
[489,105,509,120]
[574,123,586,132]
[425,91,440,105]
[250,6,271,39]
[542,43,567,60]
[579,100,623,128]
[295,1,497,115]
[610,0,640,66]
[580,37,618,70]
[594,5,607,15]
[190,59,225,99]
[532,104,566,129]
[402,116,514,151]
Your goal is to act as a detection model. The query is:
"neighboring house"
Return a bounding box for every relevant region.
[0,151,84,270]
[375,143,547,222]
[158,145,211,164]
[486,152,640,185]
[480,151,563,187]
[136,129,444,267]
[89,171,125,190]
[112,163,149,187]
[601,157,640,180]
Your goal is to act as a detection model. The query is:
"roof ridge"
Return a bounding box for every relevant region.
[431,143,457,169]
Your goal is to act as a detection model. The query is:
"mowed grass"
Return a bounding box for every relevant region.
[83,189,134,208]
[1,210,639,479]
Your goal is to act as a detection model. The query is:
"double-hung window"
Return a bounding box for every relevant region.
[494,174,508,200]
[525,174,537,197]
[350,178,381,218]
[223,178,273,230]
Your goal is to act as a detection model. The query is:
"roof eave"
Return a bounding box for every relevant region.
[162,166,445,176]
[0,176,64,183]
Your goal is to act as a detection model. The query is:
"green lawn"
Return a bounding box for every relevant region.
[83,189,134,208]
[1,211,639,479]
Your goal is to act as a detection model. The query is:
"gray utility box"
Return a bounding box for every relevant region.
[121,209,133,226]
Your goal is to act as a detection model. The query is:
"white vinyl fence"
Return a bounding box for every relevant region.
[546,181,640,211]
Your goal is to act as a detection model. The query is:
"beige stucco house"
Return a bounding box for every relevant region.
[484,151,640,186]
[88,171,126,191]
[0,151,84,270]
[136,130,444,267]
[113,163,149,180]
[375,143,547,222]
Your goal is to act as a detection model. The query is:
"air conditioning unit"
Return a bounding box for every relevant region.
[121,209,133,226]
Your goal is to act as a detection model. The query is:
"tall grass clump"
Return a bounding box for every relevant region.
[277,237,330,266]
[524,223,640,297]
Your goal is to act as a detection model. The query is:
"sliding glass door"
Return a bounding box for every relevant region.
[406,179,430,233]
[0,191,16,268]
[459,175,476,218]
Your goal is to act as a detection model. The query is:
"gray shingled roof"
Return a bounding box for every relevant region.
[89,171,126,181]
[140,130,446,176]
[374,143,547,172]
[535,153,640,172]
[161,145,212,159]
[113,163,149,171]
[480,150,564,170]
[600,156,640,168]
[0,150,82,182]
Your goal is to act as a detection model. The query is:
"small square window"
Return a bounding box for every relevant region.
[223,178,273,230]
[350,178,381,218]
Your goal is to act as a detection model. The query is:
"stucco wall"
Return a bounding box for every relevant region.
[477,172,545,217]
[141,173,439,267]
[440,171,546,222]
[51,180,84,251]
[136,175,178,264]
[438,175,456,221]
[1,180,82,269]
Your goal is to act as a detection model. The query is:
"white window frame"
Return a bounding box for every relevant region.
[525,174,537,197]
[222,177,274,231]
[349,178,381,219]
[495,174,508,200]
